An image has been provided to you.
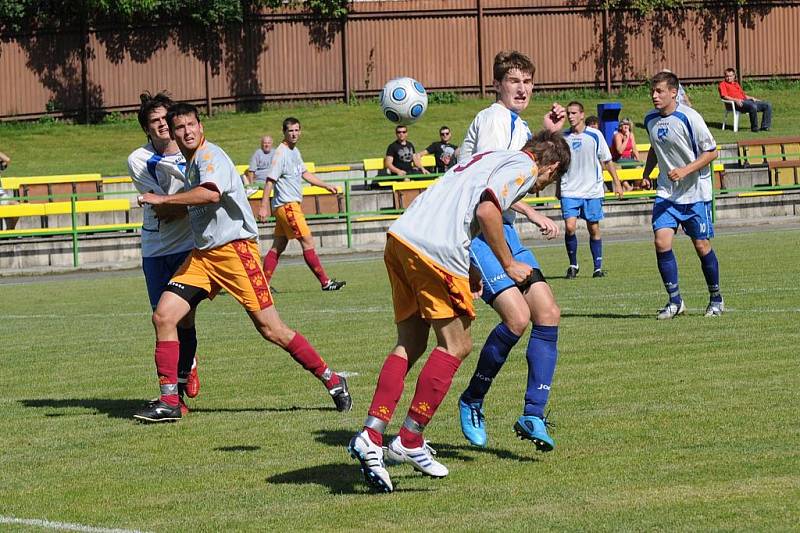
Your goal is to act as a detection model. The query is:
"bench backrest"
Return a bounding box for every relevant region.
[737,137,800,166]
[1,173,104,203]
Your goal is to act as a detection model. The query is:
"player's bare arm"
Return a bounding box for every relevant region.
[302,171,339,195]
[141,184,219,206]
[152,203,189,222]
[604,162,625,199]
[476,199,532,283]
[642,148,658,189]
[667,150,717,182]
[257,180,274,222]
[511,201,559,239]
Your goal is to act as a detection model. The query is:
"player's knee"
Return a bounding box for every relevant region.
[152,308,180,331]
[447,337,473,360]
[504,311,530,336]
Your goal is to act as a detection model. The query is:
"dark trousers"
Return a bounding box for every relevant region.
[738,98,773,130]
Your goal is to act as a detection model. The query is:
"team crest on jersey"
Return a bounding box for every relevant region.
[572,139,582,150]
[657,126,669,141]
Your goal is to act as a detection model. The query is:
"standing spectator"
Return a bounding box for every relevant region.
[718,67,773,132]
[0,150,18,230]
[413,126,458,174]
[385,125,427,176]
[245,135,274,187]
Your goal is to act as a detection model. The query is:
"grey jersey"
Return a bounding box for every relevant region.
[184,140,259,250]
[267,142,306,209]
[561,126,612,199]
[248,148,274,184]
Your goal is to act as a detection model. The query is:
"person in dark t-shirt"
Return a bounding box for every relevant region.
[414,126,459,174]
[385,125,427,176]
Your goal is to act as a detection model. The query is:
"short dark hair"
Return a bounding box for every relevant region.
[724,67,736,75]
[523,130,571,182]
[137,91,173,132]
[165,102,201,130]
[651,70,679,90]
[493,50,535,82]
[439,125,450,133]
[395,125,408,133]
[567,101,584,113]
[585,115,600,127]
[282,117,300,132]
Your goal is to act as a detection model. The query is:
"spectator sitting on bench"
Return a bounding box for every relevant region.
[245,135,274,191]
[611,118,642,191]
[413,125,458,174]
[719,67,773,132]
[385,125,428,178]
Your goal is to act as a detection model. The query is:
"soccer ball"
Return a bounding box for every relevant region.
[380,77,428,125]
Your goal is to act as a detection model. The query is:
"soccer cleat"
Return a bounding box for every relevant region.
[322,279,346,291]
[565,265,579,279]
[348,430,393,493]
[133,399,182,423]
[179,396,189,416]
[384,436,449,478]
[458,399,487,447]
[513,415,555,452]
[185,364,200,398]
[657,300,686,320]
[704,299,725,317]
[592,269,606,278]
[329,374,353,412]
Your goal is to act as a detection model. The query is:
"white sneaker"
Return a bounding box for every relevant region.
[657,300,686,320]
[704,299,725,317]
[348,430,393,493]
[384,436,448,478]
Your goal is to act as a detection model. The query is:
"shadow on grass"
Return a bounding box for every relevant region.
[267,462,434,495]
[215,445,260,452]
[561,312,652,319]
[190,405,335,414]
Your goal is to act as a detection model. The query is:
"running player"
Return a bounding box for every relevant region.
[560,100,624,279]
[256,117,345,291]
[642,71,723,319]
[457,51,567,451]
[347,131,571,493]
[128,92,200,415]
[133,103,351,423]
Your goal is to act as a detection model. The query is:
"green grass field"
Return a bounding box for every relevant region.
[1,80,798,177]
[1,228,798,531]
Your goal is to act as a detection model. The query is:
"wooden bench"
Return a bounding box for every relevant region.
[603,163,725,189]
[362,155,436,186]
[247,185,343,219]
[767,160,800,186]
[0,198,130,230]
[737,136,800,167]
[0,173,104,203]
[0,222,141,239]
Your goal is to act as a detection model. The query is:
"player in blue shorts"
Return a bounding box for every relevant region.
[642,71,724,319]
[457,51,567,452]
[560,101,623,279]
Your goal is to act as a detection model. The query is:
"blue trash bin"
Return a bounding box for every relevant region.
[597,102,622,148]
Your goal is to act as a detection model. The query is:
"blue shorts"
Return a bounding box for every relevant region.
[142,250,193,309]
[652,197,714,240]
[560,197,604,222]
[470,224,540,305]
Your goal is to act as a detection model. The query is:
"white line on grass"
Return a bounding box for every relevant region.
[4,306,390,320]
[0,515,150,533]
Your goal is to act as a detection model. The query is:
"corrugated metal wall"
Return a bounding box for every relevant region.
[1,1,797,120]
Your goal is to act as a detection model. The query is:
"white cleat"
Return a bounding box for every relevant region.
[348,430,393,493]
[657,300,686,320]
[704,299,725,317]
[384,436,448,478]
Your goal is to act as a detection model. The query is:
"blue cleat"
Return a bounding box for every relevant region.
[513,415,555,452]
[459,398,487,447]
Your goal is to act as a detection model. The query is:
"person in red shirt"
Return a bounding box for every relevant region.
[718,68,773,132]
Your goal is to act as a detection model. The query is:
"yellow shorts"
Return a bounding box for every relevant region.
[273,202,310,239]
[384,234,475,323]
[170,240,273,312]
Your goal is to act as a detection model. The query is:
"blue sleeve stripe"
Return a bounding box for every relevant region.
[145,153,164,183]
[509,110,518,149]
[644,111,660,130]
[672,111,698,157]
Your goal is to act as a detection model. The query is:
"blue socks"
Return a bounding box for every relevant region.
[462,323,520,404]
[565,233,578,267]
[656,249,681,304]
[524,325,559,418]
[699,249,722,302]
[590,238,603,271]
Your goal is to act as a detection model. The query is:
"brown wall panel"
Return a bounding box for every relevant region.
[739,5,800,77]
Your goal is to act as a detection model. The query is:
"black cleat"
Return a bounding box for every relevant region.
[329,375,353,412]
[133,399,182,423]
[565,266,579,279]
[592,269,606,278]
[322,279,346,291]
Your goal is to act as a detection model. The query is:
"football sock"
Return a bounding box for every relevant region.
[399,348,461,449]
[365,354,409,446]
[262,249,279,283]
[154,340,180,406]
[565,233,578,267]
[176,325,197,385]
[523,325,558,418]
[285,332,332,383]
[590,238,603,271]
[303,249,330,287]
[699,249,722,302]
[656,249,681,304]
[461,322,520,404]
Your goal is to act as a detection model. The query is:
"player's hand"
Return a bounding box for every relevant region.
[325,184,339,195]
[468,264,483,298]
[396,169,407,176]
[527,211,559,239]
[504,260,533,285]
[613,184,625,200]
[257,206,270,222]
[668,166,689,182]
[641,177,651,190]
[140,192,163,206]
[543,103,567,132]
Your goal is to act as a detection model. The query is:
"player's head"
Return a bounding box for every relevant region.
[650,71,679,112]
[724,67,736,82]
[261,135,273,152]
[492,51,535,113]
[282,117,301,144]
[166,102,203,152]
[395,124,408,142]
[439,125,451,142]
[523,130,571,191]
[585,115,600,129]
[566,101,585,128]
[138,91,174,143]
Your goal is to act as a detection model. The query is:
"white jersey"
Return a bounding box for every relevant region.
[127,143,194,258]
[644,104,716,204]
[459,102,532,163]
[560,126,611,199]
[389,150,540,278]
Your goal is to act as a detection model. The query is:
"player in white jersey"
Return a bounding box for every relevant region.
[133,103,351,423]
[128,92,200,416]
[559,101,623,279]
[347,130,571,493]
[456,51,567,451]
[257,117,345,291]
[642,71,723,320]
